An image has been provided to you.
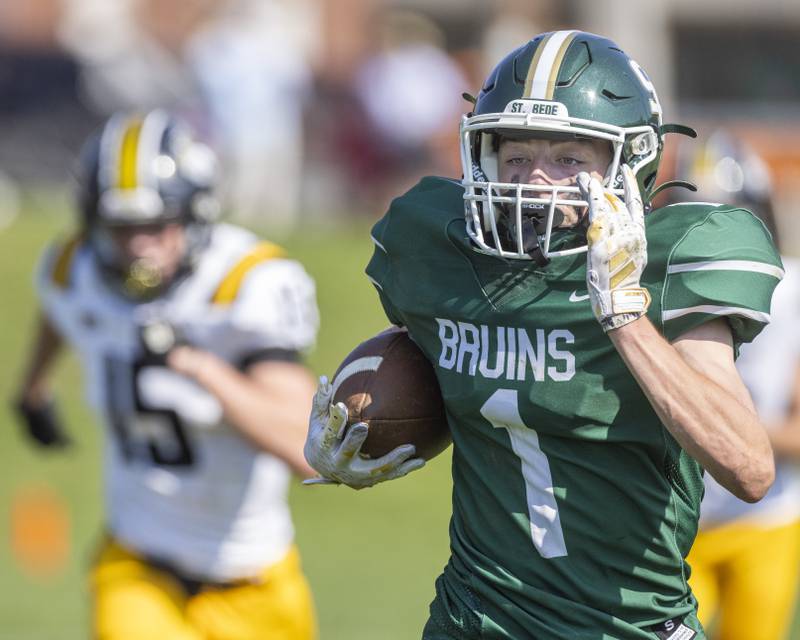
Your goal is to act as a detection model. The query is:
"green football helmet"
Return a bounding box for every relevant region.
[461,30,666,262]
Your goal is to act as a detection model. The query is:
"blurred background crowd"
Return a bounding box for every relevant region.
[2,0,800,241]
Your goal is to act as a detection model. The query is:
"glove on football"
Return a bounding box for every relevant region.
[15,398,71,448]
[303,376,425,489]
[578,164,651,332]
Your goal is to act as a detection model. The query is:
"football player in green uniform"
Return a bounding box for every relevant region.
[304,31,781,639]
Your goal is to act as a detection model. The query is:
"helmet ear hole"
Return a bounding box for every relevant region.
[626,132,658,157]
[192,193,221,223]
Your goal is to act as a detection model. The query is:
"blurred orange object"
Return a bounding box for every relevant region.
[10,482,71,581]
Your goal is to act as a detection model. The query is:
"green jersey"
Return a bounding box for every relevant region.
[365,177,782,639]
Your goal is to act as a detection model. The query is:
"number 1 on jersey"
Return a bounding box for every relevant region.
[481,389,567,558]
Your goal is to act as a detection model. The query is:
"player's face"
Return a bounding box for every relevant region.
[106,222,187,282]
[498,137,612,225]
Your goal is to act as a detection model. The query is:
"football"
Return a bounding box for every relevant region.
[331,327,451,461]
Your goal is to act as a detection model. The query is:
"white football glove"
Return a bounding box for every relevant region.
[577,164,651,332]
[303,376,425,489]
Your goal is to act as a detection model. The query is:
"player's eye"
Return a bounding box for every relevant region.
[558,156,582,167]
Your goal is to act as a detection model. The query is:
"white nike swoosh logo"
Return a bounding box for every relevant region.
[569,291,590,302]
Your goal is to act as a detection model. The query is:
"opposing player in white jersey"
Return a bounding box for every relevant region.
[14,109,319,639]
[681,131,800,640]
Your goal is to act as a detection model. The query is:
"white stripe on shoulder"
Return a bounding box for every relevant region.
[667,260,784,280]
[370,234,387,253]
[528,30,576,99]
[366,275,383,291]
[663,305,771,323]
[330,356,383,399]
[663,201,724,208]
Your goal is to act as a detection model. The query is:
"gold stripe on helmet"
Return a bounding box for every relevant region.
[118,119,144,190]
[523,33,553,98]
[545,31,577,100]
[211,242,286,305]
[523,30,577,100]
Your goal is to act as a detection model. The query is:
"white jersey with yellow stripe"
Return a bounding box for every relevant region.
[36,223,319,581]
[700,255,800,529]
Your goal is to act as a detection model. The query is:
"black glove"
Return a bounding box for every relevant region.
[15,398,71,448]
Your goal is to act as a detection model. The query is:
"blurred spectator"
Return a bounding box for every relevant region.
[309,8,469,217]
[57,0,197,112]
[353,11,465,156]
[57,0,320,234]
[680,130,800,640]
[186,0,320,232]
[0,1,98,186]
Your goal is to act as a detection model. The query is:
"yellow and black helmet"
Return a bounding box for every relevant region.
[79,109,219,228]
[77,110,220,298]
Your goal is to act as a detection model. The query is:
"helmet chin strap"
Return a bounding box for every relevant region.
[518,217,550,267]
[496,205,551,266]
[497,199,576,266]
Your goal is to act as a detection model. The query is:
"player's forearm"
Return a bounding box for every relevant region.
[17,313,64,404]
[167,347,316,477]
[609,317,774,502]
[225,370,318,479]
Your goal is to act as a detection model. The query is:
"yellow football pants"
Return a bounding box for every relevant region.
[687,518,800,640]
[91,538,317,640]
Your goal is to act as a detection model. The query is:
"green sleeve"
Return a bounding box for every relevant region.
[365,209,405,327]
[660,207,783,344]
[365,177,465,327]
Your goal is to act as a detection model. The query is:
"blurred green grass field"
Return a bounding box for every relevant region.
[0,195,452,639]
